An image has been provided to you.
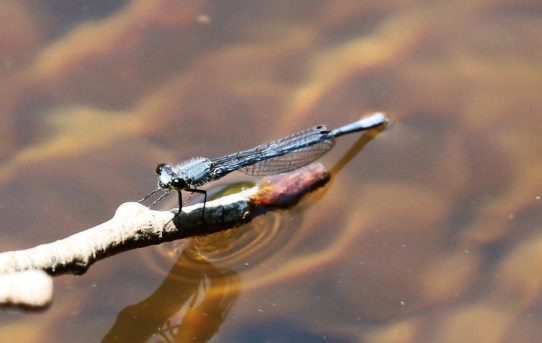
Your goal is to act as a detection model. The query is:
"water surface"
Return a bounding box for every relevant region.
[0,1,541,342]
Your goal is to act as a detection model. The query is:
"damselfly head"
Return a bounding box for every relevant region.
[156,163,173,188]
[156,163,187,191]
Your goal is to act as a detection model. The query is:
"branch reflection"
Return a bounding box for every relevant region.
[101,247,240,343]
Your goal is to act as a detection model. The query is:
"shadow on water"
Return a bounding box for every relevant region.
[330,123,388,177]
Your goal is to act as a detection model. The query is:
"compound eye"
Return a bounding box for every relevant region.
[171,178,185,189]
[156,163,167,175]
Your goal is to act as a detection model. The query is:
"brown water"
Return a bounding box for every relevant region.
[1,1,541,342]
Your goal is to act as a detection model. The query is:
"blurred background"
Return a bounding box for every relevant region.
[0,1,541,342]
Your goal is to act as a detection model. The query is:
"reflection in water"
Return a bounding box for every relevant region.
[101,248,240,343]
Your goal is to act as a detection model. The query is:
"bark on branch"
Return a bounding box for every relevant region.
[0,163,330,308]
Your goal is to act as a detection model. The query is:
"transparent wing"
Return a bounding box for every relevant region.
[210,125,334,177]
[238,140,334,175]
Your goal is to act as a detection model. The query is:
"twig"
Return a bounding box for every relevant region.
[0,163,329,308]
[0,270,52,308]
